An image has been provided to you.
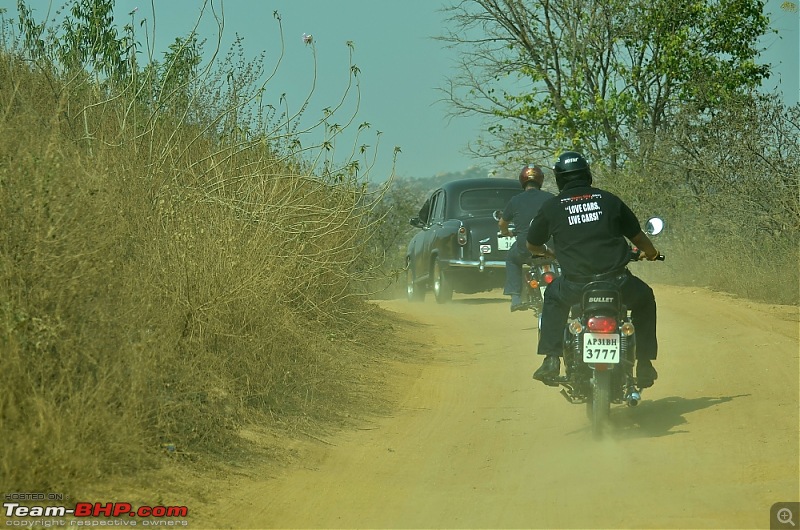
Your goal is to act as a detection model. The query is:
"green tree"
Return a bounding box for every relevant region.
[15,0,130,81]
[665,93,799,235]
[58,0,125,79]
[147,34,203,117]
[441,0,772,169]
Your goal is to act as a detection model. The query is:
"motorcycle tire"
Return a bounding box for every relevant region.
[589,370,612,438]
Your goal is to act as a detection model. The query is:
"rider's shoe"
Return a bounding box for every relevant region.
[511,303,527,312]
[533,356,560,381]
[636,359,658,388]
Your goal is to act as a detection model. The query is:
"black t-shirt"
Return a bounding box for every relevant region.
[501,187,554,247]
[527,181,641,277]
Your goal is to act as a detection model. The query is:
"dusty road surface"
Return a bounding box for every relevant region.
[203,284,798,529]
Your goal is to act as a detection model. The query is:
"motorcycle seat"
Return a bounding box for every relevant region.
[581,281,621,314]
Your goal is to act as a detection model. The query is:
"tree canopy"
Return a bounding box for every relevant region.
[441,0,773,169]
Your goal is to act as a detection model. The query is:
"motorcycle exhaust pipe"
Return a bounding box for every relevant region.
[626,391,641,407]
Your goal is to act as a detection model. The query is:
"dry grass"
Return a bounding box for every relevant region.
[601,154,799,306]
[0,51,393,493]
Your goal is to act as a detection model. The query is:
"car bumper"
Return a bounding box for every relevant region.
[446,257,505,272]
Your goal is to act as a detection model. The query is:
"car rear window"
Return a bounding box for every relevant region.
[459,188,520,213]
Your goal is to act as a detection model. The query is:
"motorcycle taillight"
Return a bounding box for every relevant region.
[587,316,617,333]
[542,272,556,284]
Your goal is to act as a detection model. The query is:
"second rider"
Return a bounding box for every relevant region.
[498,164,554,312]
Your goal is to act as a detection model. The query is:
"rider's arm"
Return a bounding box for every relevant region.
[526,241,555,259]
[526,209,555,258]
[630,230,660,261]
[498,217,512,237]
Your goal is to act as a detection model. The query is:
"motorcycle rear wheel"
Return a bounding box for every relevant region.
[589,370,612,438]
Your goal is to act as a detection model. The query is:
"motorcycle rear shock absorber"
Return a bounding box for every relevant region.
[620,333,641,406]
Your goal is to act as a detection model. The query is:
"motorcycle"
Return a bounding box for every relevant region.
[540,217,665,438]
[493,210,561,314]
[520,256,561,314]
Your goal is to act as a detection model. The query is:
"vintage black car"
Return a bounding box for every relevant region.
[406,178,523,303]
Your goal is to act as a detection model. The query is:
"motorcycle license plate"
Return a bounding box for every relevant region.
[497,235,514,251]
[583,333,621,363]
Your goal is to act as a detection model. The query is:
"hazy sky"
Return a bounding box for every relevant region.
[1,1,797,182]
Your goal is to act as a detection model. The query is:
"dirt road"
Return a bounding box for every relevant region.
[204,285,798,529]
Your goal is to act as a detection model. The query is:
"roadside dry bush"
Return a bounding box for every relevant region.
[0,46,391,493]
[364,177,432,299]
[602,96,799,305]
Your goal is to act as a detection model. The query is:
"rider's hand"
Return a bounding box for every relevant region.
[645,248,660,261]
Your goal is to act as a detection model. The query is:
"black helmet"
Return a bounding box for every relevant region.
[518,164,544,189]
[553,151,592,190]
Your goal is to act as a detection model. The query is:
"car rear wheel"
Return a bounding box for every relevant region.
[407,263,425,302]
[433,258,453,304]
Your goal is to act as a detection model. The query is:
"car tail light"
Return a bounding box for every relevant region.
[587,316,617,333]
[457,226,467,245]
[542,272,556,284]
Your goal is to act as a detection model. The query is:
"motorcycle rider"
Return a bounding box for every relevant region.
[498,164,554,312]
[526,151,661,387]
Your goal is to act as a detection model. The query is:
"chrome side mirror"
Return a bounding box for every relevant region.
[645,217,664,236]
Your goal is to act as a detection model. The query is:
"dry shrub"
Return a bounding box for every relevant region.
[601,102,799,307]
[0,51,389,492]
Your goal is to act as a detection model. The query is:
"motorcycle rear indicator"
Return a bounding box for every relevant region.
[528,279,539,288]
[621,321,635,336]
[568,319,583,335]
[587,316,617,333]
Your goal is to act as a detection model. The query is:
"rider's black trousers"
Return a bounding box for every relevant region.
[536,271,658,361]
